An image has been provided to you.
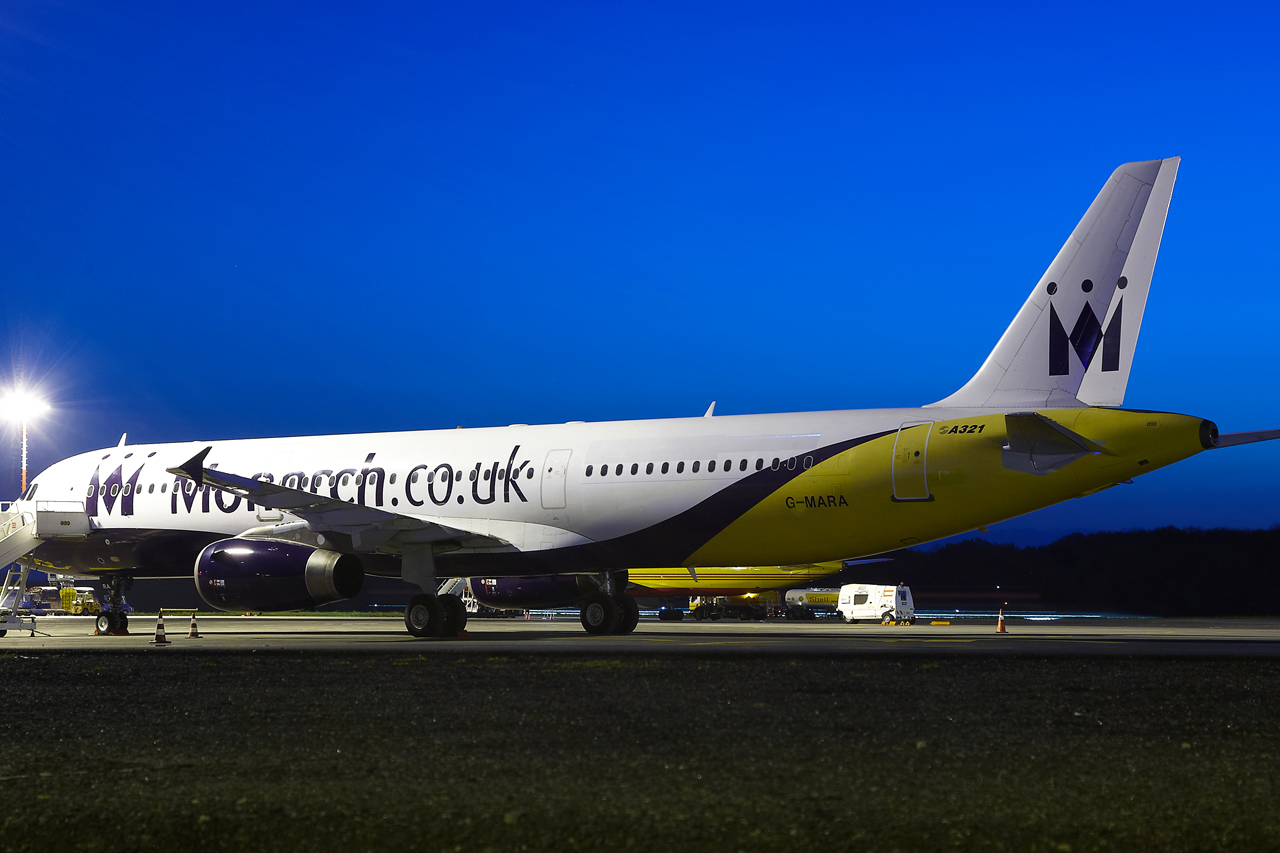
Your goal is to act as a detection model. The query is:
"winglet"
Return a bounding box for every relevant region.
[167,446,212,488]
[117,433,127,447]
[703,402,715,418]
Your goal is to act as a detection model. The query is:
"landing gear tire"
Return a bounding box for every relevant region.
[118,613,128,632]
[580,593,619,635]
[612,595,640,634]
[96,613,112,634]
[405,594,445,638]
[439,593,468,637]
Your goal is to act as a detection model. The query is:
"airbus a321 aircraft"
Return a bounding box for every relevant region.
[3,157,1277,639]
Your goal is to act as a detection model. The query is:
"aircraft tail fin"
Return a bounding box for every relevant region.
[928,158,1180,409]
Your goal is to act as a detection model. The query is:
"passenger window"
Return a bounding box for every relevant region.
[772,457,780,470]
[427,471,435,483]
[148,484,155,494]
[708,460,717,473]
[122,484,131,496]
[328,476,337,487]
[99,485,106,497]
[469,469,478,482]
[661,462,669,474]
[692,461,700,473]
[615,464,623,476]
[355,474,363,486]
[341,474,350,486]
[586,465,594,477]
[740,459,748,471]
[600,465,608,477]
[160,484,167,493]
[368,473,378,485]
[630,463,638,475]
[854,593,868,605]
[389,473,397,484]
[86,485,94,498]
[526,468,533,480]
[411,471,419,483]
[677,462,684,473]
[646,463,654,475]
[755,458,762,471]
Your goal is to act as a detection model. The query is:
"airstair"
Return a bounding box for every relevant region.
[0,501,91,636]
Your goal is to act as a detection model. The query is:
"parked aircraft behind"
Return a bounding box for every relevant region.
[3,158,1278,639]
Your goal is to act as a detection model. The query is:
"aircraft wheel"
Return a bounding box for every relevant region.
[96,613,112,634]
[612,595,639,634]
[439,593,468,636]
[580,594,619,635]
[119,613,129,632]
[405,594,445,638]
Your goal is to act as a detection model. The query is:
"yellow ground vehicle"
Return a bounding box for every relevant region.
[59,586,102,615]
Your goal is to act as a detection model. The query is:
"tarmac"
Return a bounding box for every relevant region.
[6,613,1280,851]
[6,612,1280,655]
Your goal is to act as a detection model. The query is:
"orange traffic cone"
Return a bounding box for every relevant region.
[188,612,201,639]
[996,608,1008,634]
[150,609,171,645]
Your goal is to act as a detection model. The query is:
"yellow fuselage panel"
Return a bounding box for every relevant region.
[687,408,1207,566]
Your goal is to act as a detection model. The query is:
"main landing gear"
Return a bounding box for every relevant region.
[579,592,640,635]
[95,576,132,635]
[404,593,468,638]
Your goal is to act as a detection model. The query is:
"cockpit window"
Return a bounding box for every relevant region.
[23,483,37,500]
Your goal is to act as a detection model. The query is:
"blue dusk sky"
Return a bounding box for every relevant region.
[1,1,1278,544]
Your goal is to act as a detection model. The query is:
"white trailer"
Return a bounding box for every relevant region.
[837,584,915,624]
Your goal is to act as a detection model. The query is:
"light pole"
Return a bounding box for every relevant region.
[1,390,50,494]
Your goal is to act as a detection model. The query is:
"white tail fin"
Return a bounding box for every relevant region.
[929,158,1180,409]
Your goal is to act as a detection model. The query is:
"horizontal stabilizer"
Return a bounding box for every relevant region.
[1214,429,1280,448]
[1002,412,1109,475]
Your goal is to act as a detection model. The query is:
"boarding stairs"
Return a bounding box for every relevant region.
[0,501,91,636]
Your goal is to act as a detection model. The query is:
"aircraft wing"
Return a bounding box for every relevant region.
[166,447,499,549]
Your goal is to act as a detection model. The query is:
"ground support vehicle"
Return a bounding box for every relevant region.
[837,583,915,624]
[689,591,777,621]
[784,589,840,620]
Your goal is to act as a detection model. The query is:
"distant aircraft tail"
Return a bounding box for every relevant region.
[928,158,1180,409]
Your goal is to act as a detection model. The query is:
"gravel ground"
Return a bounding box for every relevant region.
[1,651,1279,852]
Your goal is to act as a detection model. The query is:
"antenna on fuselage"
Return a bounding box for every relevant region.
[703,402,715,418]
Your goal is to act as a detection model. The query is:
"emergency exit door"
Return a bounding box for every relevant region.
[891,422,933,501]
[541,449,573,509]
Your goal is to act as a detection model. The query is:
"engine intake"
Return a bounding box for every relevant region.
[195,538,364,612]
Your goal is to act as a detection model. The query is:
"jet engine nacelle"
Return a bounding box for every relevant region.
[195,538,364,612]
[469,575,599,610]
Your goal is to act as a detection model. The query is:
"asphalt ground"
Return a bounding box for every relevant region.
[7,613,1280,655]
[3,618,1280,852]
